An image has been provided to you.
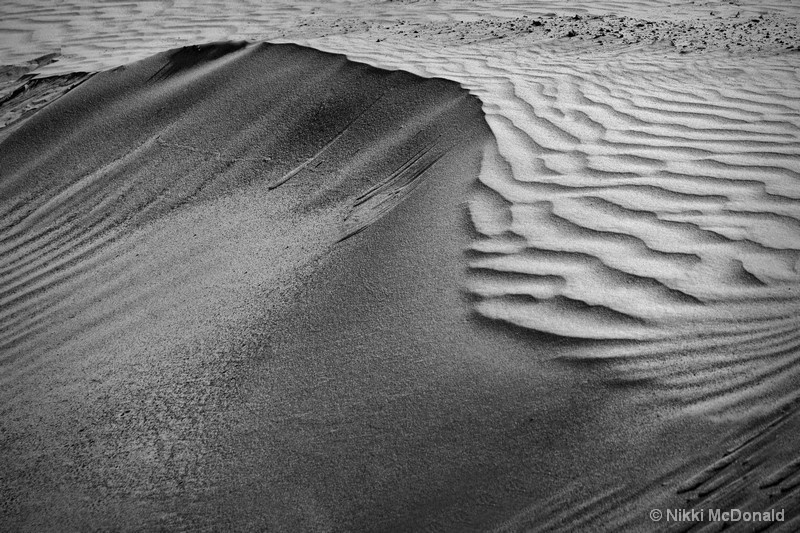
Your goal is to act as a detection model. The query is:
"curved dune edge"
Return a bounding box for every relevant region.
[296,27,800,419]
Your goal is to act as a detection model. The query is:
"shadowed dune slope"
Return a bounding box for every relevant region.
[0,41,500,530]
[0,40,484,359]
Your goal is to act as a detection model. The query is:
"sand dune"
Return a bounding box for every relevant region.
[0,42,502,530]
[2,1,800,531]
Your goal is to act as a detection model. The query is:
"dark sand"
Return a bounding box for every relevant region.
[2,42,799,531]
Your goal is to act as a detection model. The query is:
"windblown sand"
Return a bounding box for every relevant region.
[1,1,799,531]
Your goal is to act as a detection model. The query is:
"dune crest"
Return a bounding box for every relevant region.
[288,30,800,415]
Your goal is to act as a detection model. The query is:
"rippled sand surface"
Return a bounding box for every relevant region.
[2,1,800,531]
[322,41,800,412]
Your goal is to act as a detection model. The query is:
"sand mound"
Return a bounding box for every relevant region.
[0,42,493,530]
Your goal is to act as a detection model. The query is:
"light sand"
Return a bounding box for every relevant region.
[1,1,800,531]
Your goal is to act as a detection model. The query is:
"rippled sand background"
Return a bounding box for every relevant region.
[2,1,800,531]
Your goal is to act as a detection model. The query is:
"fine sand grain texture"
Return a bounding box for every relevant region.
[1,1,800,531]
[0,42,495,530]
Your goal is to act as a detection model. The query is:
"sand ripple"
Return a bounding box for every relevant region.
[279,30,800,414]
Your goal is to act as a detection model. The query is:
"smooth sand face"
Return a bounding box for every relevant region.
[2,1,800,531]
